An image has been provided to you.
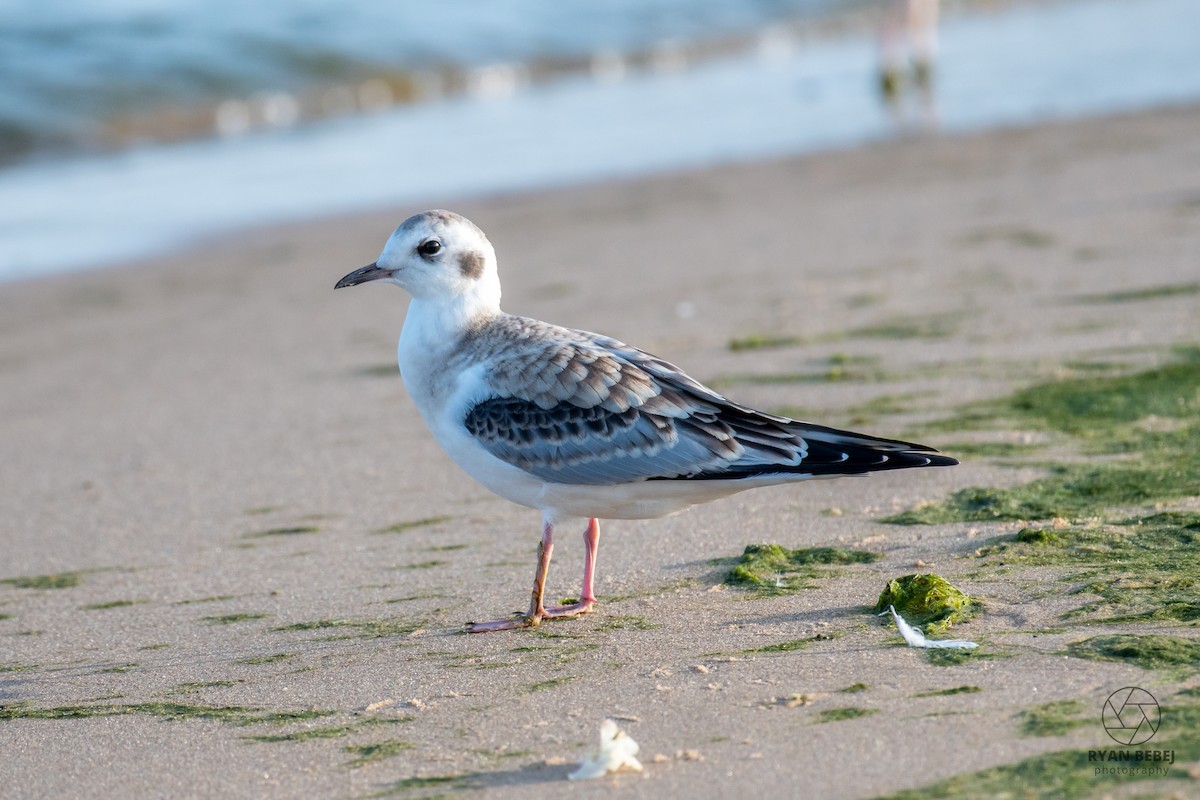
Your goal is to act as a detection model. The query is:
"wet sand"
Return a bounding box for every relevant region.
[2,104,1199,798]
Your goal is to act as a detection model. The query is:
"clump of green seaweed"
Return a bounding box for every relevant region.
[724,543,881,594]
[874,573,976,635]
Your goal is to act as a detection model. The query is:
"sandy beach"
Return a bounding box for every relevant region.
[3,103,1200,799]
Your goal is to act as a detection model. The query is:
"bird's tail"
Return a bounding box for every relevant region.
[676,419,957,481]
[794,424,958,476]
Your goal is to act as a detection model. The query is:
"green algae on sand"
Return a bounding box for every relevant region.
[913,685,981,698]
[724,543,881,594]
[201,613,270,625]
[271,616,424,639]
[885,448,1200,523]
[888,348,1200,524]
[1017,699,1088,737]
[1066,634,1200,673]
[373,775,476,796]
[728,314,959,353]
[81,599,141,610]
[372,515,454,535]
[815,706,877,724]
[246,718,414,745]
[727,333,806,352]
[1,571,87,589]
[972,513,1200,623]
[874,573,976,635]
[0,702,332,726]
[1072,280,1200,305]
[871,702,1200,800]
[344,738,414,768]
[244,526,319,538]
[744,637,819,654]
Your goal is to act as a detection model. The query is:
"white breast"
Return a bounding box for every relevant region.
[398,305,547,512]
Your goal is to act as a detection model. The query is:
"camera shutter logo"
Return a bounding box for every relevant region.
[1102,687,1160,746]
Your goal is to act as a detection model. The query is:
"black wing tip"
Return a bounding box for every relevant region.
[795,447,958,477]
[663,448,958,481]
[924,453,959,467]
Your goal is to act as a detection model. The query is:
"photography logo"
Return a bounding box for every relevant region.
[1102,687,1160,746]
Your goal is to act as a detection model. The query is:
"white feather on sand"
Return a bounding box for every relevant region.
[569,719,643,780]
[879,604,978,649]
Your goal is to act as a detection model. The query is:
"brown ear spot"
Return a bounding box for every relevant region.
[458,250,485,280]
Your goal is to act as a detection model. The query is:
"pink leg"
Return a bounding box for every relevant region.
[544,518,599,618]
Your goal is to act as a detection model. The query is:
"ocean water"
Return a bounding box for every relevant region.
[0,0,853,165]
[1,0,1198,281]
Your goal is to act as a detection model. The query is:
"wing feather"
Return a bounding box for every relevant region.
[460,316,956,485]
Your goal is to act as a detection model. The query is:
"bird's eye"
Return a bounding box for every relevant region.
[417,239,442,257]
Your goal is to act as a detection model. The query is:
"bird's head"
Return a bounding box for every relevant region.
[335,210,500,306]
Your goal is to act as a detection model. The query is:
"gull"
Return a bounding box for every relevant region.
[335,210,957,632]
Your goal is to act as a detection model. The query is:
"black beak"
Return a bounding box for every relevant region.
[335,262,392,289]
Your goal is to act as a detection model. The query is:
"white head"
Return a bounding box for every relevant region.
[335,210,501,308]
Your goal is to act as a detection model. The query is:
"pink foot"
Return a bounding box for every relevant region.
[542,598,595,619]
[464,614,537,633]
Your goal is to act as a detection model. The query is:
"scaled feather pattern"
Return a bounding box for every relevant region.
[462,315,954,486]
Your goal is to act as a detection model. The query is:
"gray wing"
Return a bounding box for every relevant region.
[461,317,955,486]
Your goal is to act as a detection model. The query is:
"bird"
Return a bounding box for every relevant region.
[335,210,957,632]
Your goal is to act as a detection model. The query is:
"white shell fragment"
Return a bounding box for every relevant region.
[569,719,643,780]
[879,605,979,650]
